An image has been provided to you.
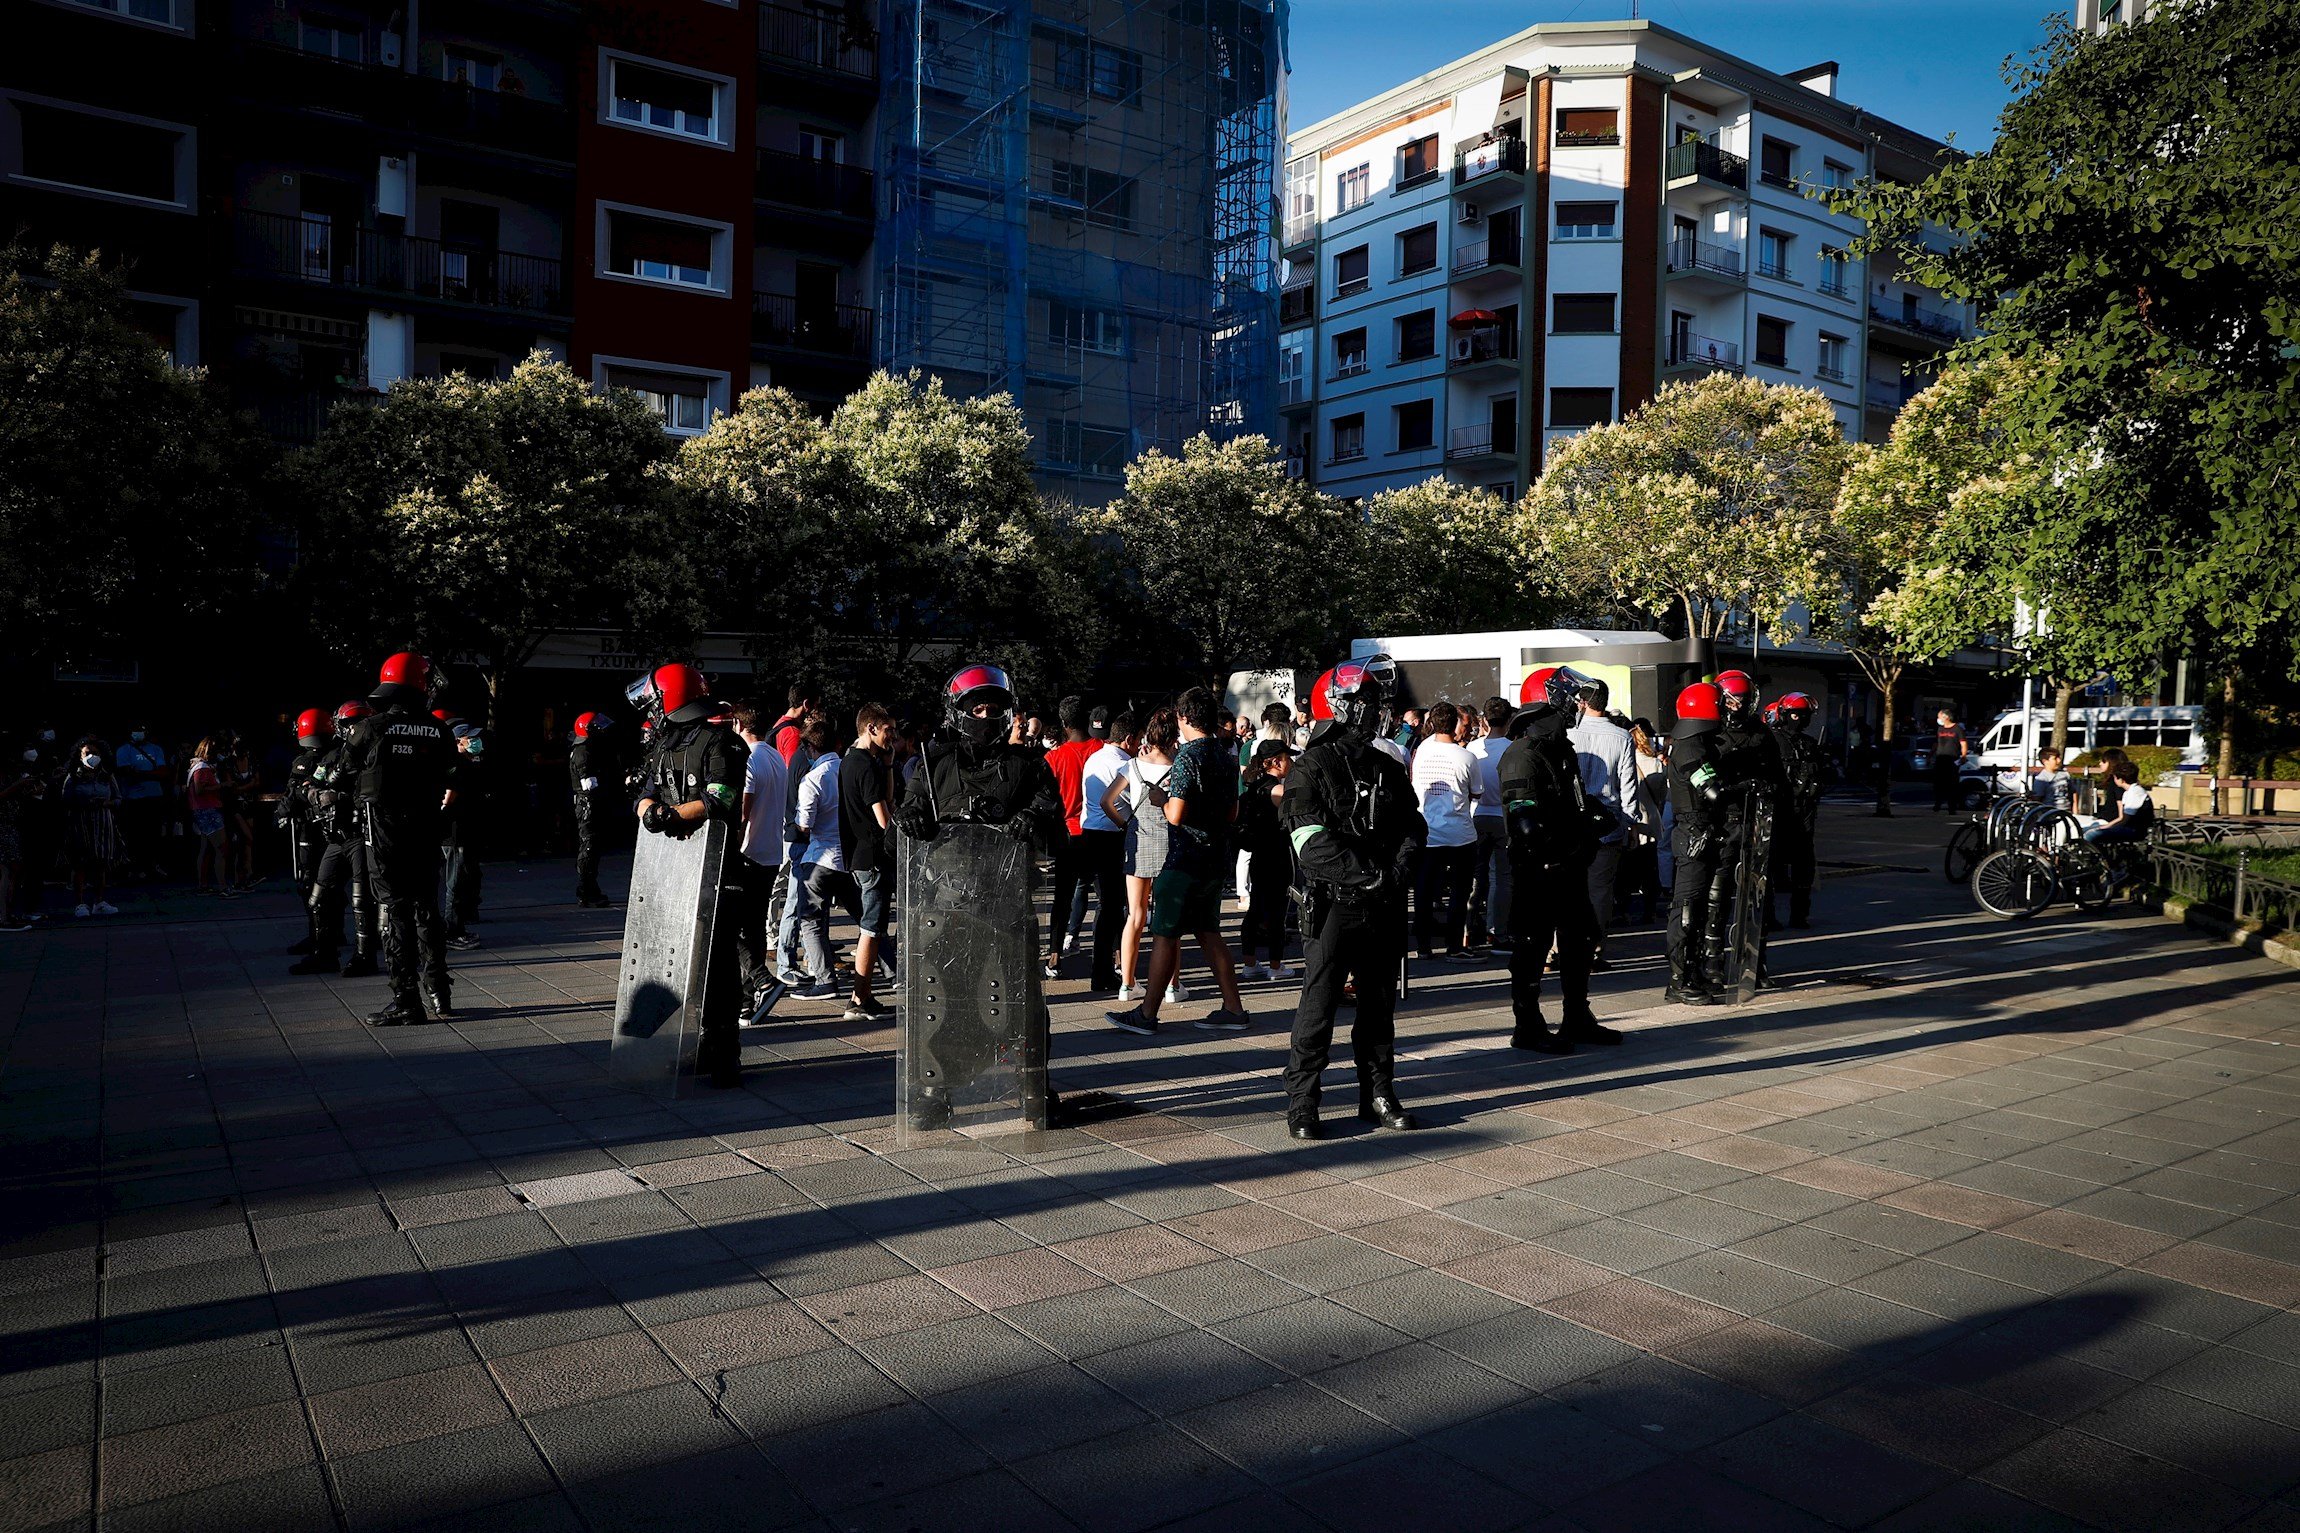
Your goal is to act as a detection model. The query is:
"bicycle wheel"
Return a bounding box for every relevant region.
[1972,848,2054,920]
[1944,823,1981,884]
[2060,841,2114,911]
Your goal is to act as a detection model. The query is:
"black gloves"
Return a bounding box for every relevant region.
[895,807,937,842]
[1001,813,1039,843]
[642,801,683,835]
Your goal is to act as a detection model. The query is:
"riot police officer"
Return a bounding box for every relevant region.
[1708,670,1786,988]
[289,701,381,977]
[1280,656,1427,1141]
[338,654,457,1024]
[1498,666,1621,1053]
[1666,682,1730,1004]
[1768,692,1824,930]
[569,711,616,907]
[282,709,333,955]
[630,663,749,1087]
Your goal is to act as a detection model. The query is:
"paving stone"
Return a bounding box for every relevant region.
[925,1360,1148,1461]
[855,1312,1061,1396]
[327,1417,556,1531]
[1012,1421,1256,1533]
[1125,1257,1306,1324]
[97,1399,316,1512]
[524,1379,743,1484]
[1697,1409,1953,1526]
[998,1284,1192,1360]
[714,1341,910,1438]
[1283,1441,1526,1533]
[760,1401,991,1510]
[308,1361,511,1458]
[1425,1393,1668,1506]
[1079,1328,1289,1415]
[101,1461,334,1533]
[1170,1377,1403,1484]
[1978,1425,2259,1533]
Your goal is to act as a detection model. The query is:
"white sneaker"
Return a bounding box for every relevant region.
[93,901,119,916]
[1122,982,1147,1002]
[1268,961,1297,981]
[1165,980,1190,1004]
[1041,959,1061,980]
[73,904,90,919]
[1240,963,1271,982]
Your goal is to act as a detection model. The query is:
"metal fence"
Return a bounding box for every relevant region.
[2151,843,2300,934]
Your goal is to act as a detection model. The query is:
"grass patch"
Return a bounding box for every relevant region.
[2194,843,2300,883]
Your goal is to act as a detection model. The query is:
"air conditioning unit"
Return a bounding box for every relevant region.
[1458,202,1482,225]
[1452,335,1477,362]
[379,31,403,66]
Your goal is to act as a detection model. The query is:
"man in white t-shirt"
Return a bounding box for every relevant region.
[1408,702,1483,961]
[1568,680,1645,969]
[733,703,789,1014]
[1466,695,1513,953]
[1080,710,1135,993]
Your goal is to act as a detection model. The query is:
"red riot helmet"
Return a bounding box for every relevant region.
[572,711,609,741]
[430,707,459,726]
[626,663,711,726]
[1316,654,1395,735]
[373,651,435,707]
[943,663,1016,745]
[1762,701,1781,726]
[294,709,333,746]
[1774,691,1815,729]
[1673,682,1725,739]
[1518,664,1594,712]
[333,700,373,726]
[1714,669,1758,725]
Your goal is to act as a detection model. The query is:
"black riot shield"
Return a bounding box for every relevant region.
[609,817,729,1098]
[1727,787,1776,1005]
[898,821,1049,1138]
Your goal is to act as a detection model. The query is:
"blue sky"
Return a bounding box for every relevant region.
[1284,0,2061,149]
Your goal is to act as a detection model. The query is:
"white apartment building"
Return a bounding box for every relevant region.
[2075,0,2154,30]
[1278,20,1972,503]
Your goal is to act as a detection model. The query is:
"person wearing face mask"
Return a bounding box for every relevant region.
[440,721,486,950]
[113,725,170,881]
[59,739,122,917]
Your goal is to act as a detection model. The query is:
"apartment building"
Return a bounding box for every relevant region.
[1278,20,1971,504]
[2074,0,2154,29]
[0,0,877,441]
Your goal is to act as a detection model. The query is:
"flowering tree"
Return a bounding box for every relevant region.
[1525,372,1850,640]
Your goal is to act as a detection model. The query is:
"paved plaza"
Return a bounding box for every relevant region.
[3,806,2298,1532]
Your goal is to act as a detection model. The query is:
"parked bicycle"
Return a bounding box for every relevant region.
[1946,792,2050,885]
[1970,810,2151,919]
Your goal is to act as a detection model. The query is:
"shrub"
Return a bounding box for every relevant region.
[2067,744,2183,784]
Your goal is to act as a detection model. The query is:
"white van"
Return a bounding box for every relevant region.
[1960,705,2206,794]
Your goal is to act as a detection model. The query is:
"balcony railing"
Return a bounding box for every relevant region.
[1453,135,1526,186]
[1446,422,1507,460]
[236,382,367,446]
[1333,356,1369,380]
[235,210,571,313]
[1449,326,1516,368]
[404,74,574,159]
[758,2,877,79]
[756,148,875,218]
[1451,235,1520,275]
[1870,300,1964,342]
[1328,443,1367,465]
[1666,332,1741,371]
[1279,282,1314,326]
[1665,139,1747,190]
[1867,383,1917,415]
[1553,129,1619,148]
[1334,276,1370,299]
[1760,166,1797,190]
[1815,363,1849,384]
[1667,236,1743,279]
[751,292,873,358]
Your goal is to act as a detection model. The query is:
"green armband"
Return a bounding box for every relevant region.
[1690,764,1718,788]
[705,782,736,805]
[1290,823,1324,856]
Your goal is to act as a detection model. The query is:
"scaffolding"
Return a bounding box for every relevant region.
[877,0,1286,500]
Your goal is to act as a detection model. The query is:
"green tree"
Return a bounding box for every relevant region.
[1354,477,1547,639]
[1838,0,2300,763]
[1525,372,1851,640]
[1084,433,1362,686]
[292,353,689,719]
[0,243,271,672]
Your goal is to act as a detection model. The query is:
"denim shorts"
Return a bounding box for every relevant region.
[192,808,224,838]
[852,865,888,937]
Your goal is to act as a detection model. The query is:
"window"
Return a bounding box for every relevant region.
[609,57,722,140]
[299,16,362,61]
[1285,156,1316,238]
[443,47,499,90]
[1758,228,1793,280]
[1278,341,1305,402]
[1756,315,1790,367]
[1398,224,1437,276]
[1395,310,1435,361]
[1051,162,1135,231]
[8,98,190,207]
[1333,327,1368,377]
[64,0,181,27]
[1398,134,1440,185]
[1819,246,1850,296]
[1042,419,1129,476]
[1335,163,1369,214]
[1045,297,1123,354]
[798,128,843,163]
[604,208,722,289]
[1821,159,1854,191]
[1549,388,1612,429]
[1331,413,1366,462]
[1394,399,1434,452]
[1554,107,1619,147]
[603,363,718,434]
[1555,200,1617,240]
[1760,136,1795,187]
[1333,244,1369,296]
[1816,333,1849,382]
[1551,292,1615,334]
[1090,43,1141,103]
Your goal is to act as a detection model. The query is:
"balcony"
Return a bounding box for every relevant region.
[1328,443,1367,466]
[1450,236,1521,280]
[235,381,369,446]
[1448,325,1516,371]
[751,292,873,359]
[1282,214,1318,252]
[758,2,877,81]
[1665,331,1741,374]
[1453,135,1526,189]
[403,75,575,161]
[1553,129,1619,149]
[1666,236,1744,285]
[234,211,571,316]
[1869,300,1964,347]
[1446,422,1511,462]
[1279,281,1315,327]
[1666,139,1747,191]
[757,148,875,219]
[1815,363,1850,384]
[1867,382,1918,417]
